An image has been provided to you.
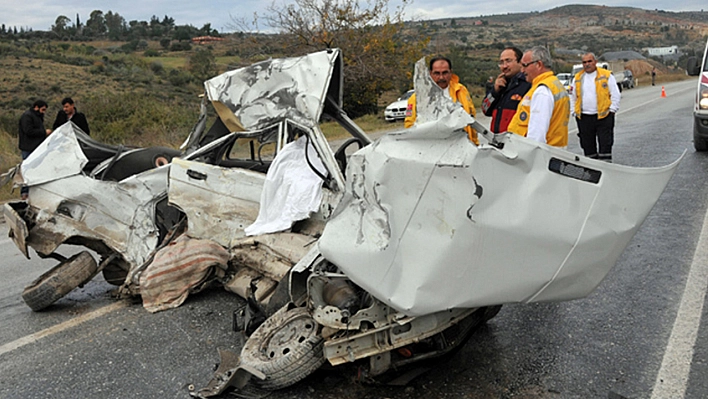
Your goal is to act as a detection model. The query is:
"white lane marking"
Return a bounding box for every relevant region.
[651,208,708,398]
[619,84,696,116]
[0,301,129,357]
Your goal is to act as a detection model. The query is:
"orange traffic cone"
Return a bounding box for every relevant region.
[661,86,667,98]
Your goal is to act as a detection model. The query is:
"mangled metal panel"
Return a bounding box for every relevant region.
[318,57,681,317]
[16,124,168,267]
[169,157,265,247]
[204,49,341,132]
[21,122,88,186]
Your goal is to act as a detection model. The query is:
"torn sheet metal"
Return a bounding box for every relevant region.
[21,122,88,186]
[245,135,326,236]
[409,56,475,131]
[319,118,680,317]
[203,49,341,132]
[16,124,169,267]
[169,157,265,247]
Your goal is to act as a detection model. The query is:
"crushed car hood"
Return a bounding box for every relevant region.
[318,56,681,316]
[203,49,342,133]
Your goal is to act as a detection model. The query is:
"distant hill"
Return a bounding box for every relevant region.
[417,5,708,57]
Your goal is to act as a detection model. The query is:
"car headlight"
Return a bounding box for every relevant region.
[700,86,708,110]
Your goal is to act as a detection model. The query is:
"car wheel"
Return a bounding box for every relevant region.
[21,251,98,311]
[695,136,708,152]
[240,306,325,390]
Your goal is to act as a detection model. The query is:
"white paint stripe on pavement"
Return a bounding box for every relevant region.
[0,300,129,357]
[651,208,708,398]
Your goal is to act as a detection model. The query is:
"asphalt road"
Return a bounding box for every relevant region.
[1,78,706,399]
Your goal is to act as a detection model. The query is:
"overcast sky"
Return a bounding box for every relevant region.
[2,1,706,33]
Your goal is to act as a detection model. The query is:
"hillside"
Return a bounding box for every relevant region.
[421,5,708,57]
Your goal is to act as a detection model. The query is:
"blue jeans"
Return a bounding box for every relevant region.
[20,150,31,197]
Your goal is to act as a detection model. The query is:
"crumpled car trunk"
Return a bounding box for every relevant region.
[318,56,681,316]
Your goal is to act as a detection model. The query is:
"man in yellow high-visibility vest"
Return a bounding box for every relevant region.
[570,53,621,162]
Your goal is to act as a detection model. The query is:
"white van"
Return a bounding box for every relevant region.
[687,38,708,151]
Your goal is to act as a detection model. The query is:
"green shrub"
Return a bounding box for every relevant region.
[170,42,192,52]
[81,91,199,146]
[144,49,160,57]
[150,61,164,74]
[168,69,193,86]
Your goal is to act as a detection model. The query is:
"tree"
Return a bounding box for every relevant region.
[150,15,164,38]
[188,48,218,82]
[85,10,107,36]
[173,25,198,41]
[105,11,126,40]
[265,0,428,118]
[52,15,71,35]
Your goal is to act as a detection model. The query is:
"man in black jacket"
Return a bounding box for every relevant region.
[481,47,532,133]
[52,97,90,134]
[18,99,51,200]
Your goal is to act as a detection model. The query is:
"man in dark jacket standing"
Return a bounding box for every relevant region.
[482,47,532,133]
[52,97,90,135]
[18,99,51,199]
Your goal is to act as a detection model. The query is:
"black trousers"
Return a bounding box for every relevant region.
[576,113,615,161]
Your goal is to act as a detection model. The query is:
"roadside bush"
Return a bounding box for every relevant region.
[187,49,218,82]
[73,44,96,55]
[168,69,193,86]
[82,91,199,146]
[150,61,164,74]
[170,42,192,52]
[89,61,106,74]
[0,114,18,138]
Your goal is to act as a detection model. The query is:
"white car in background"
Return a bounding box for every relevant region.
[556,73,572,92]
[383,89,414,122]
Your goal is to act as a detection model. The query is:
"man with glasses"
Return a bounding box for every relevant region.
[570,52,621,162]
[405,56,478,144]
[18,99,52,200]
[482,46,531,133]
[507,46,570,147]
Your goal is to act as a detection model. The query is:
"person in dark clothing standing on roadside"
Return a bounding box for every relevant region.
[52,97,90,135]
[18,99,52,200]
[482,47,532,133]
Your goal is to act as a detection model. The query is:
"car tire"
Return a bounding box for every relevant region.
[695,136,708,152]
[240,305,325,390]
[21,251,98,311]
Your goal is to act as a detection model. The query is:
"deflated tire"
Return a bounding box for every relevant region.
[240,306,325,390]
[21,251,98,311]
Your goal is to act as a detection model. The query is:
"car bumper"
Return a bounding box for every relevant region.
[3,202,30,259]
[384,110,406,121]
[695,111,708,139]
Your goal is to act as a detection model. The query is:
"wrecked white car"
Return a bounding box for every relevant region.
[1,49,681,396]
[193,54,681,397]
